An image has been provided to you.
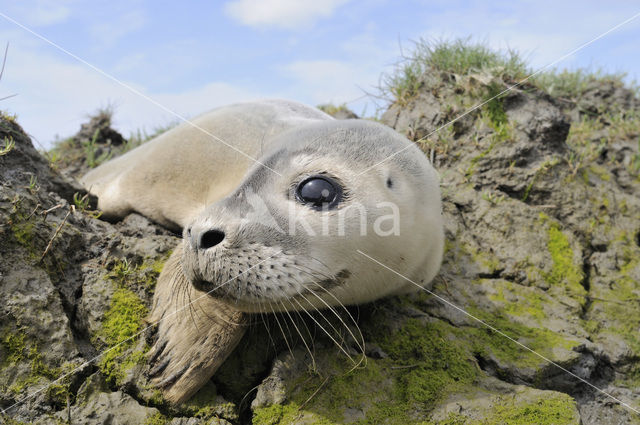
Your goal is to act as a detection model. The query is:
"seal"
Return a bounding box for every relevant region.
[81,99,444,403]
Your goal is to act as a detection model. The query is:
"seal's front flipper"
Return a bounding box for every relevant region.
[147,244,247,404]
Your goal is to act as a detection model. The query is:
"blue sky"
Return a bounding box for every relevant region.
[0,0,639,148]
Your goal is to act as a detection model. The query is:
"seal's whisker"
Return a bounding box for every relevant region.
[303,255,335,278]
[290,297,355,364]
[296,277,366,356]
[259,311,276,350]
[280,299,317,371]
[169,268,187,310]
[267,301,294,359]
[295,287,366,372]
[293,283,350,349]
[288,298,317,358]
[186,284,203,329]
[289,264,366,355]
[170,268,200,328]
[309,282,365,355]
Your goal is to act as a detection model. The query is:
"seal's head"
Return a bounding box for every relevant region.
[181,120,444,313]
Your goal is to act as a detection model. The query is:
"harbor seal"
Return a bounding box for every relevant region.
[81,99,444,403]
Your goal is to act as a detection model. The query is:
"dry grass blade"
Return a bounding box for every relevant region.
[40,206,73,262]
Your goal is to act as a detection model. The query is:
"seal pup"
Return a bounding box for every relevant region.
[81,99,444,403]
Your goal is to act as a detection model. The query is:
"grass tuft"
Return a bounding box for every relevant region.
[381,37,528,105]
[380,37,638,111]
[533,68,632,101]
[0,136,15,156]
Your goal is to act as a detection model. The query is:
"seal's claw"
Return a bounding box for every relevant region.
[148,358,170,377]
[147,245,247,404]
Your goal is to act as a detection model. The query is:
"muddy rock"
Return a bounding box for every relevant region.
[0,115,234,424]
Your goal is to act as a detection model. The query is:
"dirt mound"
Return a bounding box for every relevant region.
[49,109,127,179]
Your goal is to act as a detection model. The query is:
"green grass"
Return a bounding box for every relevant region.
[380,37,638,110]
[0,136,15,156]
[417,38,527,77]
[381,37,528,105]
[533,68,632,101]
[126,120,180,152]
[48,108,179,173]
[317,103,350,115]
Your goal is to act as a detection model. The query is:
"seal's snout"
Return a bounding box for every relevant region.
[187,226,225,250]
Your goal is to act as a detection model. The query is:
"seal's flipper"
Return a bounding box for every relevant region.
[147,244,247,404]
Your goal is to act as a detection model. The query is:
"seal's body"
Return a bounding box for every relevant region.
[82,101,331,230]
[82,100,444,403]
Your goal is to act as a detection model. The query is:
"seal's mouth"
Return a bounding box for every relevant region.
[190,268,352,313]
[191,279,214,293]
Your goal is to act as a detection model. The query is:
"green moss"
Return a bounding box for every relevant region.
[29,346,58,380]
[309,318,478,423]
[462,306,578,370]
[11,220,34,248]
[253,403,336,425]
[588,164,611,182]
[144,412,170,425]
[1,331,26,365]
[487,280,546,321]
[590,242,640,354]
[180,381,238,422]
[479,393,579,425]
[108,254,171,292]
[253,311,583,424]
[95,286,148,385]
[539,214,586,300]
[147,388,164,406]
[256,318,479,424]
[379,320,477,406]
[423,394,581,424]
[427,413,468,424]
[0,416,29,425]
[150,254,169,274]
[1,331,72,406]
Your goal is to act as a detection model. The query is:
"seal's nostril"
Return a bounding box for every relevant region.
[199,229,225,249]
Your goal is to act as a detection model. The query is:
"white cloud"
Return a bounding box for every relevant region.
[0,32,264,148]
[89,9,146,48]
[278,27,399,116]
[9,0,76,27]
[224,0,350,30]
[282,59,361,102]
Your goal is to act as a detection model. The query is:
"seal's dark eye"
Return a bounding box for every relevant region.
[295,176,342,210]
